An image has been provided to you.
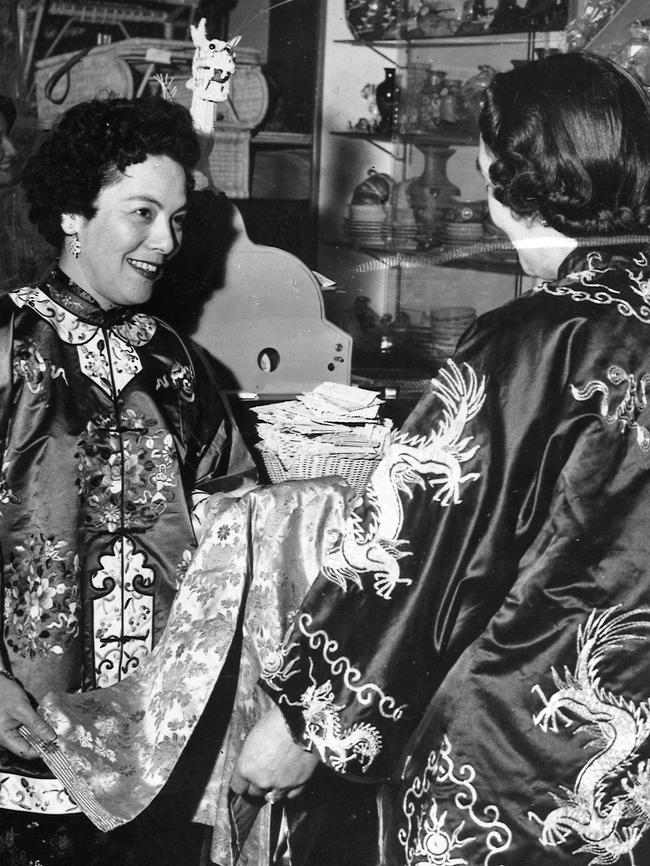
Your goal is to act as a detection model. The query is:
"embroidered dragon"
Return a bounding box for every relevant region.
[300,676,382,774]
[321,361,486,600]
[531,606,650,865]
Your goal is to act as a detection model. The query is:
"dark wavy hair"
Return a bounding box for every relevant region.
[0,93,16,132]
[479,52,650,237]
[22,96,200,246]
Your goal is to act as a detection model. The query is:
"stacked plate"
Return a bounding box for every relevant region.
[386,214,419,250]
[439,220,484,246]
[344,203,388,248]
[430,306,477,359]
[344,219,387,247]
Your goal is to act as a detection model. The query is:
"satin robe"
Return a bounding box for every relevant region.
[262,245,650,866]
[0,268,254,815]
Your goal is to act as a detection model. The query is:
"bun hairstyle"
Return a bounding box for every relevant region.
[22,96,200,247]
[479,52,650,237]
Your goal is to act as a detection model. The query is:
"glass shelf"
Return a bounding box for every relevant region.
[332,129,478,147]
[334,30,565,48]
[329,239,520,275]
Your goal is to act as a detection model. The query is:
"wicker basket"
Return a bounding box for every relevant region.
[258,445,382,495]
[35,45,134,126]
[207,127,251,198]
[34,39,265,128]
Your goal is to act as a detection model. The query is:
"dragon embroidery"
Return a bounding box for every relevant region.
[299,663,382,774]
[321,361,486,599]
[571,365,650,452]
[530,606,650,865]
[262,614,404,773]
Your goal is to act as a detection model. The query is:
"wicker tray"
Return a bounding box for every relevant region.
[258,446,382,495]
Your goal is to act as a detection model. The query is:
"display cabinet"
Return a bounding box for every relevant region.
[314,0,567,384]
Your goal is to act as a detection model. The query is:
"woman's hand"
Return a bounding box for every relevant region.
[0,676,56,760]
[231,704,320,802]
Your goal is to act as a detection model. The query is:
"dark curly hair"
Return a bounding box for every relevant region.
[22,96,200,246]
[479,52,650,238]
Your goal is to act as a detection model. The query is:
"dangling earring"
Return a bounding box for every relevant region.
[69,232,81,259]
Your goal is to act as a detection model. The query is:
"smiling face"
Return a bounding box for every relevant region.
[0,112,19,189]
[59,155,188,309]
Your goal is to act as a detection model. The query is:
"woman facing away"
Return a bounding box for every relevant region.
[0,96,254,865]
[232,52,650,865]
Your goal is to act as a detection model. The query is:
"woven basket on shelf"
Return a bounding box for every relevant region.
[207,127,251,198]
[258,446,382,495]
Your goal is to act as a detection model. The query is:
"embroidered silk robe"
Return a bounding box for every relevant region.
[0,268,254,815]
[262,246,650,866]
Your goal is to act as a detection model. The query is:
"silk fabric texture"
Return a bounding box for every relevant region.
[27,478,354,866]
[0,268,255,815]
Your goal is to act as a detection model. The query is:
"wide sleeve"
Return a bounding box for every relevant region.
[259,298,582,782]
[186,339,258,496]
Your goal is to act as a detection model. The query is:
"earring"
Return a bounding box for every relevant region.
[69,232,81,259]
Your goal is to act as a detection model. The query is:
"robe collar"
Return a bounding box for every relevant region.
[557,241,650,281]
[41,266,138,328]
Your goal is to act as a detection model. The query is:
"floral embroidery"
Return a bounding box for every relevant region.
[3,534,79,658]
[321,361,485,599]
[10,286,97,344]
[0,771,80,814]
[571,365,650,451]
[91,537,155,687]
[13,338,67,394]
[174,548,193,588]
[77,330,141,396]
[535,251,650,324]
[113,313,157,347]
[155,361,195,403]
[0,458,20,511]
[530,607,650,865]
[10,286,157,348]
[75,409,178,532]
[400,735,512,866]
[70,725,116,763]
[10,286,158,395]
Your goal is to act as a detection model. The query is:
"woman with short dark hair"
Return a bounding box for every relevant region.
[0,95,254,866]
[233,53,650,866]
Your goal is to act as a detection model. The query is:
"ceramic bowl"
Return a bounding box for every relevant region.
[445,198,489,223]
